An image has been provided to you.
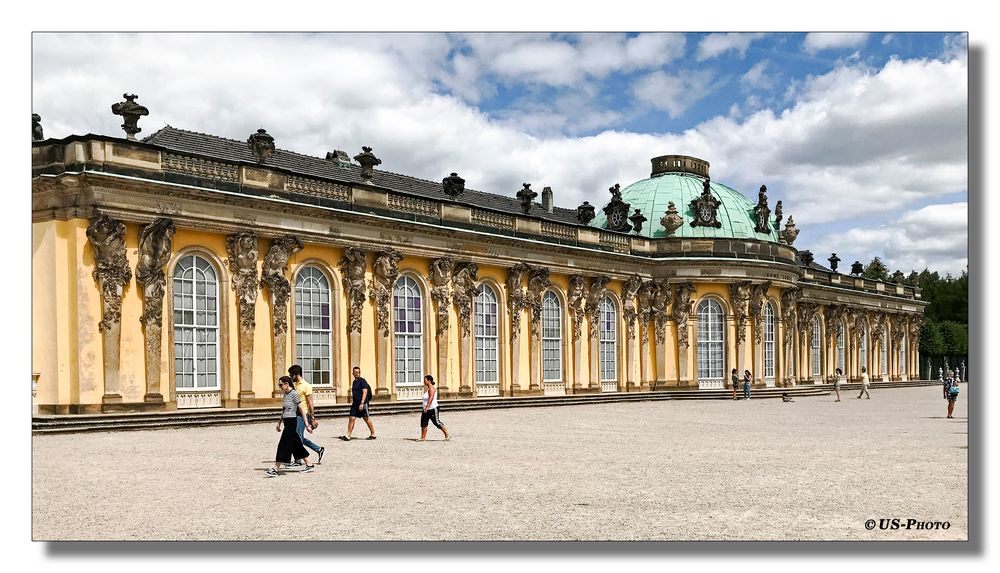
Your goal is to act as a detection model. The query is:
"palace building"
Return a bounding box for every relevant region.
[30,103,926,414]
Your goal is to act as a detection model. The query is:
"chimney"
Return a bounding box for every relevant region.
[542,187,553,213]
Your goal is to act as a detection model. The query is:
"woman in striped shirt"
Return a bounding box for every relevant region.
[265,376,316,477]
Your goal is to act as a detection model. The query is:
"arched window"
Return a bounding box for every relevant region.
[763,302,776,379]
[859,324,867,372]
[811,317,821,376]
[541,291,562,381]
[294,266,332,386]
[697,299,724,382]
[837,322,846,373]
[880,325,888,374]
[173,254,220,391]
[393,276,423,387]
[899,332,907,376]
[599,297,617,382]
[474,284,499,385]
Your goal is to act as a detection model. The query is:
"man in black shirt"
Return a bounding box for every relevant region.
[341,366,377,440]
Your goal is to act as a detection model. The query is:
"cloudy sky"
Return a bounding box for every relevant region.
[32,32,968,276]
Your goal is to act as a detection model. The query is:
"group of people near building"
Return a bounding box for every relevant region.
[266,365,450,477]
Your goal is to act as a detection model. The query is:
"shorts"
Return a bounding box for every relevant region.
[350,403,371,418]
[420,407,444,429]
[948,394,958,402]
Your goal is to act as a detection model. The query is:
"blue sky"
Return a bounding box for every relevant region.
[31,31,969,275]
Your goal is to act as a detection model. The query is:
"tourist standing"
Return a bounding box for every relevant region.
[945,374,960,418]
[289,364,325,465]
[857,366,871,399]
[731,368,739,400]
[266,376,315,477]
[834,367,843,402]
[419,375,450,441]
[743,369,752,400]
[341,366,376,441]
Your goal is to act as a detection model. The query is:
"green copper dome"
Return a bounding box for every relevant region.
[591,157,781,242]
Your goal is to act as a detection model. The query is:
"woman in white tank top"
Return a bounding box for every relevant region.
[419,374,450,441]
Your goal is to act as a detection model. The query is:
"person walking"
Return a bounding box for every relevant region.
[857,366,871,399]
[743,369,752,400]
[419,375,450,441]
[341,366,376,441]
[265,376,315,477]
[731,368,740,400]
[945,373,960,418]
[289,364,324,465]
[834,367,843,402]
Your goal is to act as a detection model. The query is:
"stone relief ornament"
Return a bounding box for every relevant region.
[650,278,672,344]
[339,248,368,334]
[260,236,304,336]
[690,178,722,228]
[870,312,886,345]
[568,275,588,342]
[824,304,846,340]
[671,282,697,349]
[637,280,658,346]
[660,201,683,236]
[32,113,43,141]
[621,273,642,341]
[87,214,133,332]
[226,232,260,332]
[780,288,801,347]
[748,282,771,344]
[526,267,551,337]
[602,183,632,233]
[753,185,772,234]
[370,249,405,337]
[429,257,455,336]
[889,313,905,351]
[797,301,819,345]
[452,262,479,338]
[576,201,596,225]
[586,276,611,340]
[506,262,532,341]
[354,146,382,180]
[442,172,465,199]
[774,200,783,229]
[729,281,752,343]
[516,183,537,214]
[629,209,647,235]
[779,216,799,245]
[110,93,149,141]
[135,218,176,329]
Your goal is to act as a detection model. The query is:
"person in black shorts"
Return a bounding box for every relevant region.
[341,366,376,440]
[945,374,960,418]
[419,374,450,441]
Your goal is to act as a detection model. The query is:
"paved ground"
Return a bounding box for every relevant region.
[32,384,968,541]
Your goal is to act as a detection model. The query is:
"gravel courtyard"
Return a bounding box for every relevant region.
[32,385,968,541]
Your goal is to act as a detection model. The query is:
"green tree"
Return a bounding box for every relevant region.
[919,320,945,357]
[863,256,889,281]
[940,321,968,356]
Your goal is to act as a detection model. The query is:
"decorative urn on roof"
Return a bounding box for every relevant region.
[629,209,647,235]
[576,201,596,225]
[828,252,841,272]
[32,113,43,141]
[442,172,465,199]
[354,146,382,180]
[779,216,799,245]
[660,201,683,236]
[799,250,814,266]
[851,261,864,276]
[247,128,275,164]
[516,183,537,213]
[111,93,149,141]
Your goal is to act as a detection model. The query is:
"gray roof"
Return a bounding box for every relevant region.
[142,126,582,225]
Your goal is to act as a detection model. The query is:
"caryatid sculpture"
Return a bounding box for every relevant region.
[260,235,304,336]
[671,282,697,348]
[506,262,532,340]
[729,281,752,343]
[87,214,133,333]
[650,278,672,344]
[526,267,551,337]
[135,218,176,329]
[339,248,368,334]
[370,249,404,337]
[636,280,656,346]
[621,274,642,341]
[429,257,455,336]
[226,232,260,332]
[749,282,771,344]
[451,262,480,338]
[586,276,611,340]
[568,275,588,341]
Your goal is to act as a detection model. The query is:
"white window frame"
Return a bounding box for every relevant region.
[880,325,888,374]
[837,322,846,373]
[599,297,617,382]
[899,332,907,376]
[697,299,725,381]
[393,276,424,387]
[811,317,821,377]
[173,254,220,391]
[541,291,563,382]
[763,302,776,379]
[859,324,867,373]
[474,284,499,384]
[294,266,333,387]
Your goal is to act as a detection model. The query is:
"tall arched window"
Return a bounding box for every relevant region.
[541,291,562,381]
[880,325,888,375]
[474,284,499,385]
[859,324,867,373]
[811,317,821,376]
[173,254,220,391]
[697,299,724,383]
[294,266,332,386]
[393,276,423,387]
[599,297,617,382]
[763,302,776,380]
[899,332,907,377]
[837,322,846,373]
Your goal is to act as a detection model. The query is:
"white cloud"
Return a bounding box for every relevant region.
[631,70,714,118]
[802,33,870,54]
[697,33,765,61]
[740,60,774,91]
[881,34,894,45]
